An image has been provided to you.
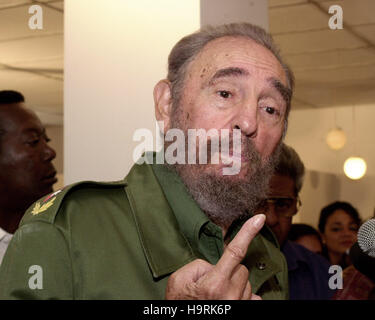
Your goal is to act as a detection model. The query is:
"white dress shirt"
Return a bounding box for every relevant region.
[0,227,13,265]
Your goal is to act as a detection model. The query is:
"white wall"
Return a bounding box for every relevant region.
[285,105,375,176]
[286,106,375,227]
[200,0,268,29]
[294,170,374,227]
[294,170,340,226]
[338,173,375,220]
[64,0,200,184]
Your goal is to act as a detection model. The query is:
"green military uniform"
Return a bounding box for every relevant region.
[0,158,289,299]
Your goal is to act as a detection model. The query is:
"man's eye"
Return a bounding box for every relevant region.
[277,203,289,209]
[259,103,283,126]
[276,200,292,210]
[265,106,277,115]
[218,90,231,99]
[27,139,39,146]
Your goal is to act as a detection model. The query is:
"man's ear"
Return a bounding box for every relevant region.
[154,80,173,132]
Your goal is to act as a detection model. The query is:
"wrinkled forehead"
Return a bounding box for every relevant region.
[268,174,296,196]
[187,36,287,86]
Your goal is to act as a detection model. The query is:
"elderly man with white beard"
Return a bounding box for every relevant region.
[0,22,294,300]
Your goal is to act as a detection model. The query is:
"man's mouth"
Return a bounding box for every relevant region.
[42,171,58,184]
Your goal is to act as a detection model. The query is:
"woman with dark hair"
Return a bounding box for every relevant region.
[318,201,361,268]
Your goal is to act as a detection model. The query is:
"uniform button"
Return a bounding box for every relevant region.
[256,262,266,270]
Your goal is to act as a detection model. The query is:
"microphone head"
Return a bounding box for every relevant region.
[358,219,375,258]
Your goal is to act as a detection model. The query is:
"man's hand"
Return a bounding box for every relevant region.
[165,214,265,300]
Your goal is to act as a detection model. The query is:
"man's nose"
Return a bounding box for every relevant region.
[43,144,56,162]
[232,101,258,137]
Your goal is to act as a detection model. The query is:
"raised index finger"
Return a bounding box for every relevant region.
[215,214,265,277]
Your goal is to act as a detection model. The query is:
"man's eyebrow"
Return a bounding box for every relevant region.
[208,67,250,86]
[268,77,292,106]
[22,128,45,135]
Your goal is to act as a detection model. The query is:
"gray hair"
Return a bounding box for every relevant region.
[275,143,305,195]
[167,22,295,119]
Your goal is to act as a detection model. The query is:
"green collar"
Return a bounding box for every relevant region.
[151,162,212,254]
[124,162,196,278]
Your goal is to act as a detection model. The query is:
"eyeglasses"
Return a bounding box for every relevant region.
[256,196,302,218]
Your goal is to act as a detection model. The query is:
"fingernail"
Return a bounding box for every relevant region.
[253,214,265,228]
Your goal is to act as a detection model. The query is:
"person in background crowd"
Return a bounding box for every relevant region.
[318,201,361,269]
[258,143,335,299]
[0,90,57,264]
[288,223,324,255]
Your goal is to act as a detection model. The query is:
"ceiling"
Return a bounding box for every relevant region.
[0,0,63,125]
[269,0,375,109]
[0,0,374,124]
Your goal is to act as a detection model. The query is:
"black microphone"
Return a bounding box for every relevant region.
[349,219,375,283]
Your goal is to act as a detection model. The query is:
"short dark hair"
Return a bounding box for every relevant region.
[0,90,25,104]
[0,91,25,143]
[288,223,322,243]
[318,201,362,233]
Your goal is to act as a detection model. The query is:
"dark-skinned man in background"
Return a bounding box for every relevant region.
[0,90,57,264]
